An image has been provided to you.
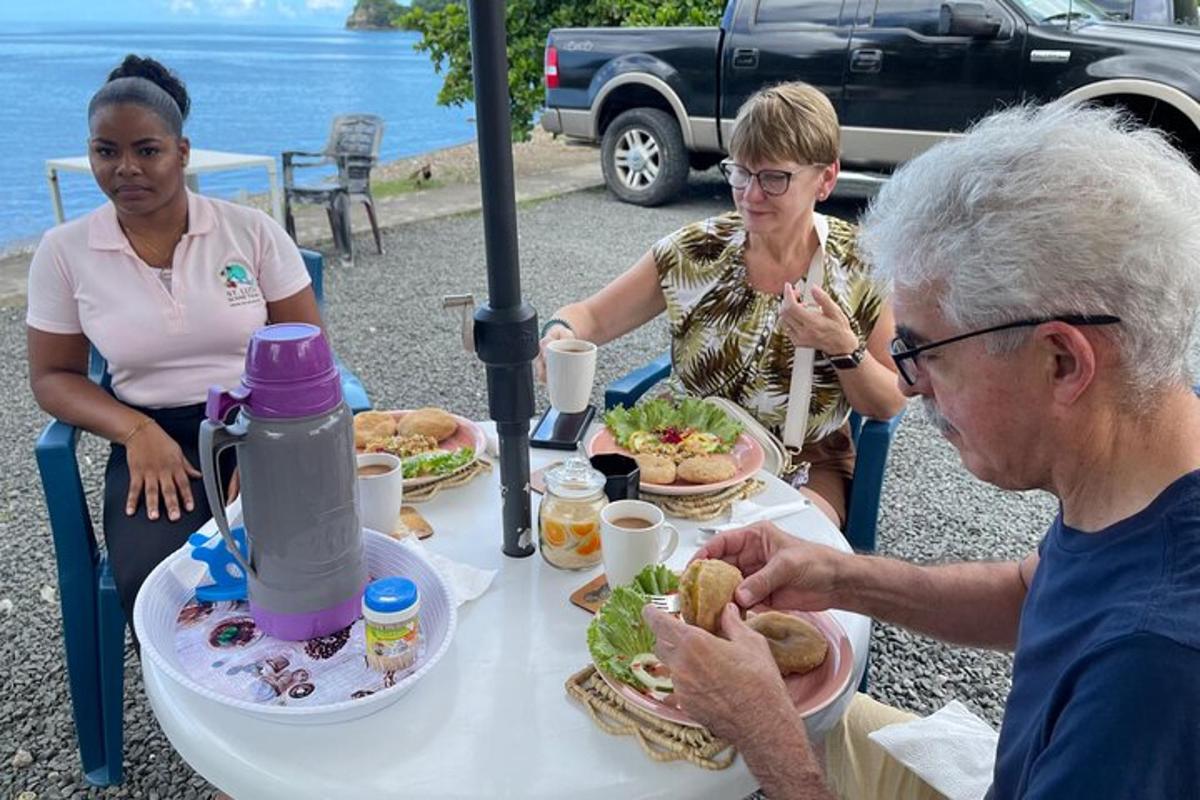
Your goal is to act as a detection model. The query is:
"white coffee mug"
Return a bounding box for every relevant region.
[546,338,597,414]
[600,500,679,589]
[356,453,403,534]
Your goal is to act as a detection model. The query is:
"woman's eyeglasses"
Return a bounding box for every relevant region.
[889,314,1121,386]
[718,161,813,197]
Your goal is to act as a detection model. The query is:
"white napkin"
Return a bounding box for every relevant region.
[400,537,497,607]
[868,700,998,800]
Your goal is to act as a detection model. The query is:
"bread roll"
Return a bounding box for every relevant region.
[679,559,743,633]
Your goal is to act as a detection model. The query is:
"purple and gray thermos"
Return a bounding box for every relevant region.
[199,323,367,641]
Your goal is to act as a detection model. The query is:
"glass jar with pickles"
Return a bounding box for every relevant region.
[539,456,607,569]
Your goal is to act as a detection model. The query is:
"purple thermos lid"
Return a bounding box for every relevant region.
[206,323,342,421]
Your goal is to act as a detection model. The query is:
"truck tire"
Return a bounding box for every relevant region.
[601,108,690,206]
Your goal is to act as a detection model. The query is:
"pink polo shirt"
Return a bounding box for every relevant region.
[26,191,312,408]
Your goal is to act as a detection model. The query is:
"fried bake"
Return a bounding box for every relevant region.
[679,558,744,633]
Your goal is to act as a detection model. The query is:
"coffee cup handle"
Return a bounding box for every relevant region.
[659,522,679,562]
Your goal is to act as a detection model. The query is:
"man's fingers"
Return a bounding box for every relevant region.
[735,556,791,607]
[717,603,753,642]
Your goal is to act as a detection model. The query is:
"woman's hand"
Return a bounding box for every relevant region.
[124,422,202,521]
[226,468,241,503]
[534,323,577,384]
[779,284,859,356]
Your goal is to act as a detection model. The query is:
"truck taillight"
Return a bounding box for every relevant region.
[545,45,559,89]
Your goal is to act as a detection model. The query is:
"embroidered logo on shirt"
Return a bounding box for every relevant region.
[220,261,263,307]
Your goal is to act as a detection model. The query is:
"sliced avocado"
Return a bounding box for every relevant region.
[630,652,674,693]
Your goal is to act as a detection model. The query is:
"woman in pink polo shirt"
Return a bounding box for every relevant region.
[26,55,323,628]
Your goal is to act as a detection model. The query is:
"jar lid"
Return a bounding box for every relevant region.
[363,577,419,614]
[544,455,606,499]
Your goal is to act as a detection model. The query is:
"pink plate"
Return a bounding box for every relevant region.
[363,411,487,489]
[586,429,765,496]
[594,610,854,729]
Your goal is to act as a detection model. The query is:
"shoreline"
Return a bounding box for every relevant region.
[4,129,592,257]
[0,130,601,307]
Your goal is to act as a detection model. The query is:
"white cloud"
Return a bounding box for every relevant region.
[305,0,351,9]
[168,0,198,12]
[275,0,298,17]
[206,0,264,16]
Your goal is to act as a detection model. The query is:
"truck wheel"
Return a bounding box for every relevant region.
[601,108,690,206]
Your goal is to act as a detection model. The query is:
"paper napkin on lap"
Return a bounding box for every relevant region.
[868,700,998,800]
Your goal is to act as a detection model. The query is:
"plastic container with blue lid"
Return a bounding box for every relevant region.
[362,577,422,672]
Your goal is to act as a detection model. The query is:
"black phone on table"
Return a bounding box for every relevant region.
[530,405,596,450]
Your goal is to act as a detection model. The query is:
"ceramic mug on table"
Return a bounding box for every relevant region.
[545,338,597,414]
[600,500,679,589]
[356,453,404,534]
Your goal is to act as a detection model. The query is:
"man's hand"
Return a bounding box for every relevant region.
[696,522,852,612]
[644,602,793,743]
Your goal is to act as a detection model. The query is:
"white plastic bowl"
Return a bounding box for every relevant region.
[133,529,457,725]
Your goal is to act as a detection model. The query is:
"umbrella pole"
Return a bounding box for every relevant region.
[467,0,538,557]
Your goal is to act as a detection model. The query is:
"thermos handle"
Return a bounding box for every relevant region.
[198,419,255,579]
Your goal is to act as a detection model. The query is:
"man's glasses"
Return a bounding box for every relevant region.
[718,161,814,197]
[889,314,1122,386]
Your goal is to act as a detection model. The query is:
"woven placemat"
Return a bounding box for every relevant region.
[640,478,766,521]
[404,458,493,503]
[565,665,736,769]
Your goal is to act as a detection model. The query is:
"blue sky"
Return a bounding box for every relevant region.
[0,0,404,26]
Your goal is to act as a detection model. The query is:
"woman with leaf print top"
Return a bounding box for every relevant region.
[537,82,906,527]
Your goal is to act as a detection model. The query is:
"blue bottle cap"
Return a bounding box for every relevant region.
[364,577,419,613]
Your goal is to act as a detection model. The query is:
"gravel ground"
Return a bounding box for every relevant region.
[2,171,1195,798]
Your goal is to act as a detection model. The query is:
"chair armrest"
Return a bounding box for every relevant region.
[604,353,672,410]
[844,408,906,553]
[282,152,332,190]
[35,419,99,582]
[336,357,371,415]
[282,150,329,164]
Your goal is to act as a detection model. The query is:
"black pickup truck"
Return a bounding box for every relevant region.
[541,0,1200,205]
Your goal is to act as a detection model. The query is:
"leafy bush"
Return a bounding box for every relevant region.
[402,0,726,140]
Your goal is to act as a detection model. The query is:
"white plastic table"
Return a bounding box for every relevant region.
[139,423,870,799]
[45,149,283,226]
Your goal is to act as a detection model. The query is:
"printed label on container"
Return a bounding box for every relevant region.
[365,619,421,672]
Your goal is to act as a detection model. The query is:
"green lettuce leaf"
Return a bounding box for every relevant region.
[602,397,742,448]
[401,446,475,479]
[586,585,656,686]
[633,564,679,596]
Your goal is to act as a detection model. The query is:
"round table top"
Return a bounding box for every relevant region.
[138,422,870,799]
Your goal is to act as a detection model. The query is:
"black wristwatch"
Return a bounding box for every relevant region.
[828,346,865,370]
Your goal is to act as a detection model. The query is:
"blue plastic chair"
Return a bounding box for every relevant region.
[604,352,904,553]
[33,248,368,786]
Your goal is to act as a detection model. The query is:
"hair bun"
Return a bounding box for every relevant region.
[108,54,190,121]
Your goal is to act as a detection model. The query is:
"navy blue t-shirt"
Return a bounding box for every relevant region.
[990,470,1200,798]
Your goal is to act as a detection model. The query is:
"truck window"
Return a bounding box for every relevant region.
[756,0,847,26]
[868,0,947,35]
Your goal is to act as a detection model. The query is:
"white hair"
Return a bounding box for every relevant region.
[859,101,1200,396]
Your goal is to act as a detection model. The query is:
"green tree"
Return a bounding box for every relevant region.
[401,0,726,140]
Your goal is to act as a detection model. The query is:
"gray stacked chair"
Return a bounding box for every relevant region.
[283,114,385,263]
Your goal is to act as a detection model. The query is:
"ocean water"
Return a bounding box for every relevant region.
[0,22,476,252]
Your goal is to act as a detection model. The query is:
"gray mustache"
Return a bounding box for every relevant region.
[922,399,956,436]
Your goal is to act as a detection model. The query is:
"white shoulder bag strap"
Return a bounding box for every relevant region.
[781,247,826,451]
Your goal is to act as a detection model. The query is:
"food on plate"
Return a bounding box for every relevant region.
[603,398,742,465]
[401,447,475,479]
[676,455,737,484]
[397,407,459,442]
[679,559,743,633]
[746,611,828,675]
[353,411,397,449]
[634,453,676,485]
[587,565,680,694]
[364,433,439,458]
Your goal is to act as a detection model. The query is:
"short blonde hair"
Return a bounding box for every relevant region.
[728,82,840,166]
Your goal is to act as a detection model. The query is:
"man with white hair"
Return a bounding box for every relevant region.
[645,101,1200,799]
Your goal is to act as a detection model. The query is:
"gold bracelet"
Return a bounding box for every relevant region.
[121,417,153,446]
